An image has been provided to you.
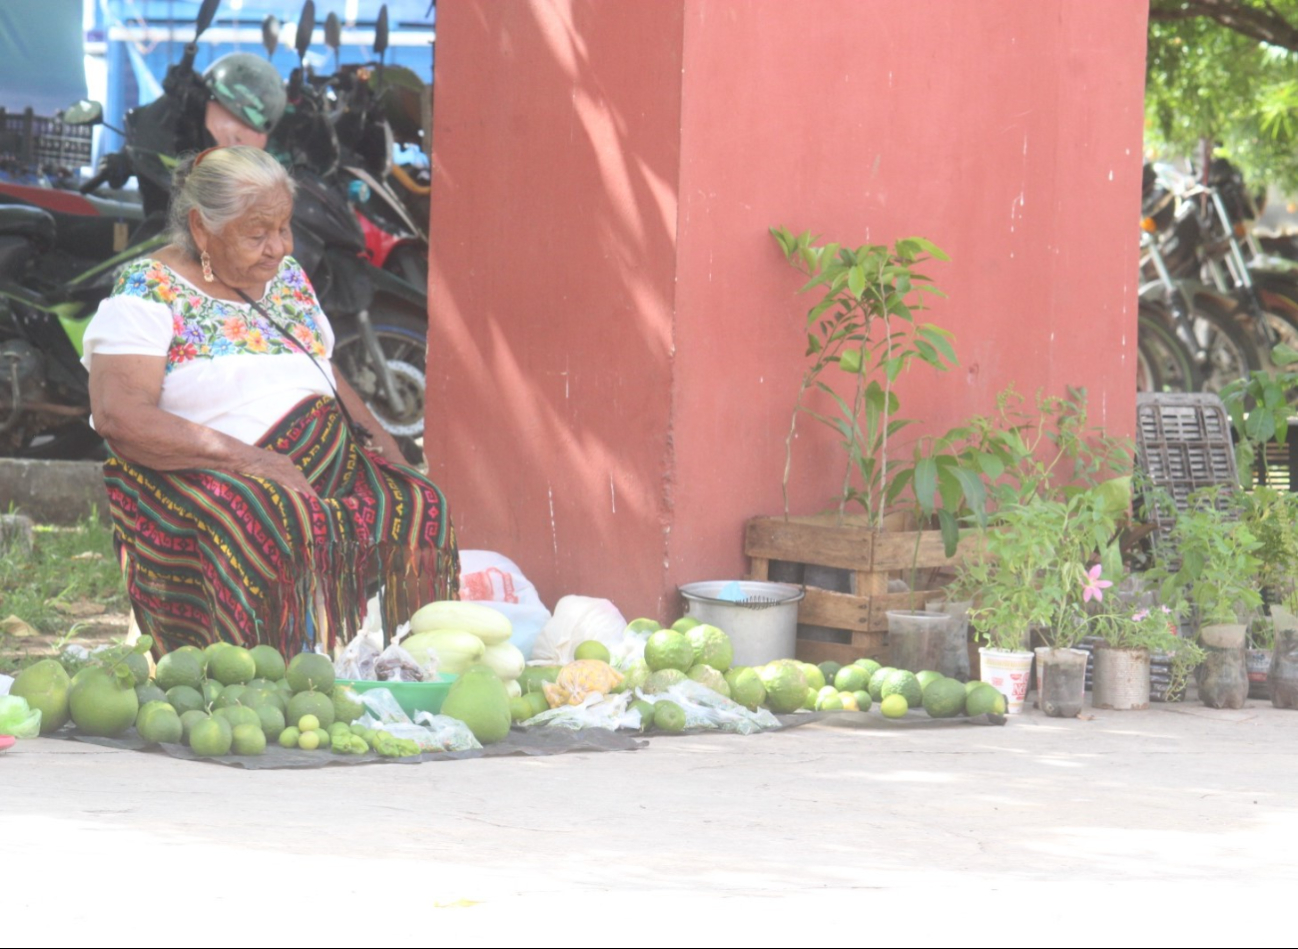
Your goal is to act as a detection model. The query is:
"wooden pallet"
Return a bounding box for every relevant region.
[745,513,968,664]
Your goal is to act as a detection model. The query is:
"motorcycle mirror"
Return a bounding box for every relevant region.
[296,0,316,63]
[195,0,221,40]
[61,100,104,127]
[325,12,341,53]
[262,15,281,58]
[375,5,389,59]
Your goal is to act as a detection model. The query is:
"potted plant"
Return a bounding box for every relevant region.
[1146,487,1264,709]
[1238,486,1298,699]
[751,228,988,665]
[1086,599,1204,709]
[960,481,1128,715]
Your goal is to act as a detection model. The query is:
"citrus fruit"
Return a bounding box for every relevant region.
[286,653,335,695]
[623,698,652,731]
[852,689,872,712]
[278,725,301,748]
[625,617,662,634]
[838,691,859,711]
[687,663,730,697]
[201,680,223,707]
[332,686,365,725]
[915,670,943,691]
[154,652,204,693]
[509,695,534,723]
[653,700,687,733]
[165,685,204,716]
[441,667,512,744]
[854,658,883,679]
[966,683,1008,717]
[614,659,650,694]
[833,665,868,692]
[249,644,286,681]
[803,686,817,709]
[818,661,843,687]
[214,684,247,709]
[208,645,256,686]
[815,690,844,711]
[173,645,207,673]
[880,693,909,718]
[965,679,984,696]
[180,709,209,743]
[189,716,233,755]
[923,677,967,718]
[312,727,331,750]
[287,691,334,729]
[216,705,260,731]
[135,682,168,707]
[231,723,266,755]
[724,666,766,710]
[68,666,139,737]
[686,624,734,672]
[758,662,807,714]
[297,729,320,751]
[256,705,286,740]
[523,691,549,718]
[297,713,321,733]
[123,652,151,687]
[573,640,611,663]
[643,668,688,694]
[881,670,923,708]
[11,658,72,734]
[644,630,695,672]
[670,617,700,633]
[868,666,896,703]
[799,662,826,691]
[136,701,183,744]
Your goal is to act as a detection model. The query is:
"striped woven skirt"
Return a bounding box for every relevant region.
[103,396,458,656]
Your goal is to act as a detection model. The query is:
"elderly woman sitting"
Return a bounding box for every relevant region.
[82,146,457,657]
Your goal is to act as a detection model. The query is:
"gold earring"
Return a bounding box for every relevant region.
[200,250,214,283]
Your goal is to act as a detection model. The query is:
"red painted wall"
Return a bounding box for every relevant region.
[428,0,1149,621]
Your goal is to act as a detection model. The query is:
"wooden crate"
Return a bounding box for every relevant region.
[744,513,968,664]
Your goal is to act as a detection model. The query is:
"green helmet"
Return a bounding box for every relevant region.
[203,53,287,134]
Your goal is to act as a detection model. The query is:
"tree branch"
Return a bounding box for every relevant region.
[1151,0,1298,51]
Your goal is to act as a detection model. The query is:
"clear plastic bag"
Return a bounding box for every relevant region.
[0,694,41,738]
[523,691,636,731]
[374,642,434,682]
[637,679,781,735]
[335,630,381,680]
[531,596,627,666]
[541,659,624,707]
[355,687,480,752]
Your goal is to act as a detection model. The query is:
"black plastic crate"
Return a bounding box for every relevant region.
[0,107,93,172]
[1135,392,1239,546]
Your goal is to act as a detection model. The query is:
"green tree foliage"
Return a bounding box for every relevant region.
[1148,1,1298,190]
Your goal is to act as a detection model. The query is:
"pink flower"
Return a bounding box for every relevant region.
[1082,564,1113,603]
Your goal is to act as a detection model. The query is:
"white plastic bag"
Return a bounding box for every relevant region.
[530,595,628,666]
[457,551,552,658]
[374,642,435,682]
[335,629,381,680]
[356,688,480,752]
[523,691,635,731]
[637,679,781,735]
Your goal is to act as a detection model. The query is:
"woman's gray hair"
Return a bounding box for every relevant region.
[167,146,295,259]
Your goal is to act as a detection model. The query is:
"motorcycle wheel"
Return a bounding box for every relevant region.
[1183,297,1259,393]
[1138,307,1201,392]
[331,303,428,467]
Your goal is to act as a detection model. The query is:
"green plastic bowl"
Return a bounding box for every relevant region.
[338,674,457,718]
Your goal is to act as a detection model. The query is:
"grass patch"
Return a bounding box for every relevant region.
[1,514,126,672]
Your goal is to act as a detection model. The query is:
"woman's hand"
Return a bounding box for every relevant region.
[237,447,321,502]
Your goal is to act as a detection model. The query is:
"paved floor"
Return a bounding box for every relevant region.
[5,700,1297,943]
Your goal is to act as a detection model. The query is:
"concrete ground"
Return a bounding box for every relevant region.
[5,698,1298,945]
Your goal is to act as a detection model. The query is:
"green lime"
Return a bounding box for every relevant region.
[208,645,257,686]
[286,653,335,695]
[852,689,872,712]
[154,652,204,693]
[297,728,319,751]
[880,694,909,718]
[165,685,204,715]
[231,723,267,755]
[652,700,687,733]
[509,695,534,723]
[297,713,320,733]
[249,644,287,681]
[279,725,301,748]
[256,704,286,740]
[287,691,334,729]
[189,717,233,756]
[573,640,611,663]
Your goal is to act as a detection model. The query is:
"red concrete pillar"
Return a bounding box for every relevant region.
[427,0,1149,619]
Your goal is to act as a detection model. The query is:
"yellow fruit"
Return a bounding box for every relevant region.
[880,693,909,719]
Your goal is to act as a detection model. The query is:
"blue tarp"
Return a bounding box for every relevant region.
[0,0,89,115]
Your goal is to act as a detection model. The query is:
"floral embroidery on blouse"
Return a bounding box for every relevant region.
[112,257,328,372]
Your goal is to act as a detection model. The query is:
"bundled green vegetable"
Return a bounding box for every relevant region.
[0,695,42,739]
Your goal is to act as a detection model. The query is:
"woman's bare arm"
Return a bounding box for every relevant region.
[89,353,318,498]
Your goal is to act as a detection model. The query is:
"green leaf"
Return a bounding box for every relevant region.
[805,333,822,356]
[847,264,866,300]
[1275,342,1298,367]
[838,348,863,374]
[950,466,989,522]
[908,236,950,261]
[914,456,938,515]
[937,509,960,557]
[977,451,1006,480]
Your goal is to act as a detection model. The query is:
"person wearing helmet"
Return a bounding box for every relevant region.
[202,52,288,148]
[124,52,287,221]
